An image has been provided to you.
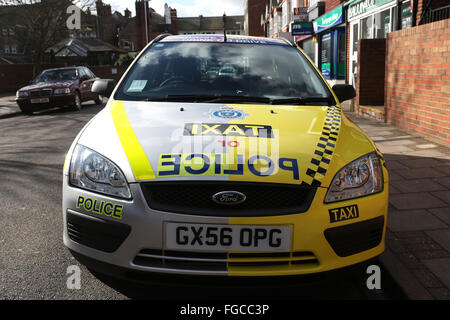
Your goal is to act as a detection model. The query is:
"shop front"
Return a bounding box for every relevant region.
[314,5,347,85]
[346,0,413,86]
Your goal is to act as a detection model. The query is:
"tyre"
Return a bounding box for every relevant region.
[19,105,33,115]
[73,92,82,111]
[94,95,103,105]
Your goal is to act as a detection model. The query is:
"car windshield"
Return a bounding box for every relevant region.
[34,69,78,83]
[115,42,332,105]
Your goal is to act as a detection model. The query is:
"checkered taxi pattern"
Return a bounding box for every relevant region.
[303,105,342,187]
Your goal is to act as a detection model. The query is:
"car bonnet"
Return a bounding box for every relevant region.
[76,100,373,188]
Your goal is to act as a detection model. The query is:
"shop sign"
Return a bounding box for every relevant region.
[291,22,314,36]
[313,6,343,33]
[347,0,393,20]
[294,7,309,22]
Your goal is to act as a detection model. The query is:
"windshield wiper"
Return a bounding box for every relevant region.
[146,95,272,104]
[271,97,334,106]
[145,95,334,106]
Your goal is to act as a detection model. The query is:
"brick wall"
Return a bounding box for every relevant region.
[246,0,266,36]
[0,65,126,93]
[356,39,386,106]
[325,0,345,12]
[0,64,65,93]
[89,66,127,82]
[385,19,450,145]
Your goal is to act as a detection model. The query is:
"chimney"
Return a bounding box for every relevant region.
[135,0,150,50]
[125,8,131,18]
[170,8,178,34]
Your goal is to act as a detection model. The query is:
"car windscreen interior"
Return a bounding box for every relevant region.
[115,42,331,103]
[34,69,78,83]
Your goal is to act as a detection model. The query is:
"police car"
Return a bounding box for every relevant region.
[63,34,388,281]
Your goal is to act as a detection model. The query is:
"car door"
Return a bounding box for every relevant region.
[78,68,91,101]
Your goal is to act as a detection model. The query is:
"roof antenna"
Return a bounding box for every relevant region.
[223,13,227,42]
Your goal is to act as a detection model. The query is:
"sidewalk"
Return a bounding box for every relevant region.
[0,93,20,117]
[345,111,450,300]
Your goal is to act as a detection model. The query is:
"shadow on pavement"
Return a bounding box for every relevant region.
[86,258,406,300]
[0,102,104,120]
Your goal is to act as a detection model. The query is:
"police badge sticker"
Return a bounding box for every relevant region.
[209,107,250,120]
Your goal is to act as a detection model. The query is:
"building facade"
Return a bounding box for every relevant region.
[244,0,267,36]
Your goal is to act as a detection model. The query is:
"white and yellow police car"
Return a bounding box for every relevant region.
[62,34,388,281]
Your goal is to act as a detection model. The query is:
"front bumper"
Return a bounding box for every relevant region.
[63,180,388,278]
[16,94,75,111]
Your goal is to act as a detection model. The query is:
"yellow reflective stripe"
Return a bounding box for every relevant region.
[110,101,155,180]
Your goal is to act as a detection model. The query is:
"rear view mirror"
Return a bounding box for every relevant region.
[332,84,356,103]
[92,79,116,98]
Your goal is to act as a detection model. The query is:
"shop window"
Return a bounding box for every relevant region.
[374,9,390,39]
[337,32,346,78]
[361,16,373,39]
[401,2,412,29]
[352,23,359,52]
[302,38,315,62]
[320,34,332,78]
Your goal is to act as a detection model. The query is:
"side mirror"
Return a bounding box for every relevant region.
[92,79,116,98]
[332,84,356,103]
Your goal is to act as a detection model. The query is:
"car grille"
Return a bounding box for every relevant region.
[29,89,52,98]
[140,182,317,217]
[324,216,385,257]
[133,249,319,272]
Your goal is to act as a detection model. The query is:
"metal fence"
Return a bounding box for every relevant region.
[420,5,450,25]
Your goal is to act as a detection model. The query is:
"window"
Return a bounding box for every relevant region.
[34,69,78,83]
[282,1,290,27]
[401,1,412,29]
[85,68,96,79]
[274,14,278,34]
[320,34,332,78]
[78,68,88,80]
[302,38,315,61]
[269,18,273,36]
[361,16,373,39]
[352,23,359,52]
[374,9,390,39]
[115,42,331,102]
[11,46,16,54]
[4,46,10,53]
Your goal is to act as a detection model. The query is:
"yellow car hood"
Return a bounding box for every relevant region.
[79,100,377,187]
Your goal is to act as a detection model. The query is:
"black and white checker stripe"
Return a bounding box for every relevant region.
[302,105,342,187]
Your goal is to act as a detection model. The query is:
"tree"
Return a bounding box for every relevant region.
[114,54,135,67]
[0,0,95,75]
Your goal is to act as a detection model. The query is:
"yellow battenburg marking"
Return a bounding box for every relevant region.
[110,101,155,180]
[63,153,69,172]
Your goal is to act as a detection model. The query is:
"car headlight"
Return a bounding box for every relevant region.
[324,152,383,203]
[17,91,29,98]
[69,145,132,199]
[54,88,71,95]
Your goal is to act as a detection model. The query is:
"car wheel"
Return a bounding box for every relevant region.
[19,105,33,115]
[73,92,82,111]
[94,95,102,105]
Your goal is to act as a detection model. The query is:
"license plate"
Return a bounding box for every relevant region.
[165,223,291,252]
[31,98,49,104]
